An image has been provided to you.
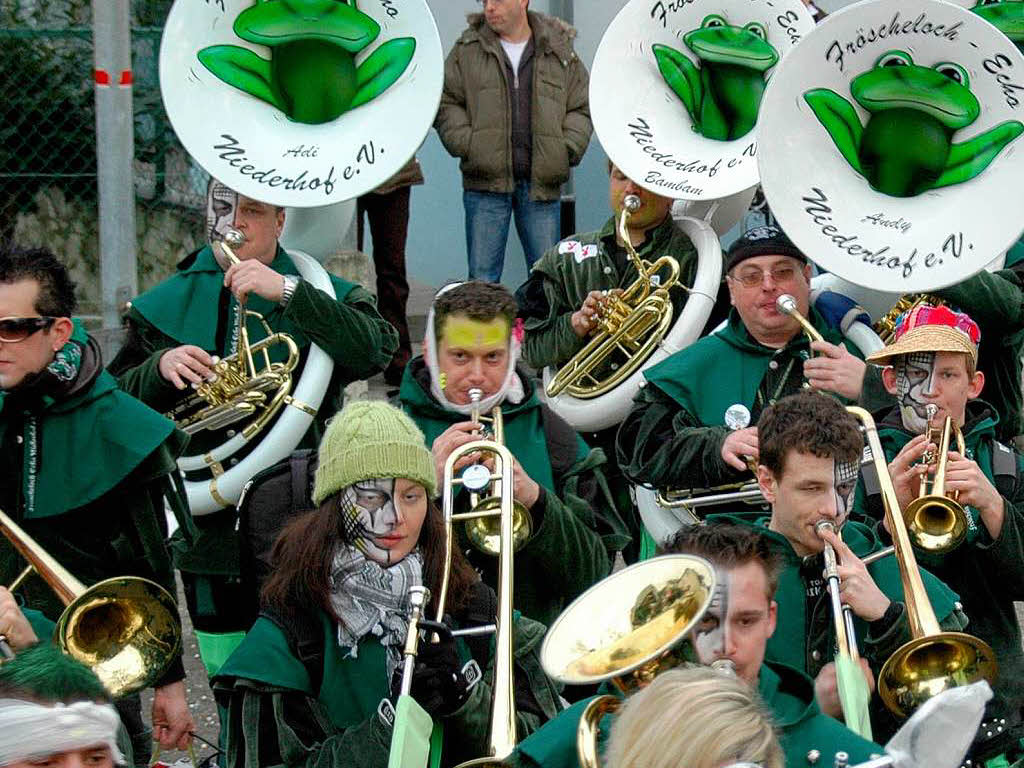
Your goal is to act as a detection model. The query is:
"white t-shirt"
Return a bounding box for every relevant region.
[501,38,529,87]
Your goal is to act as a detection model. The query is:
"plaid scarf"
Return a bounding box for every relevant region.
[329,544,424,681]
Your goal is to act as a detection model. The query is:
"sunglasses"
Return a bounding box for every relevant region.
[0,316,57,343]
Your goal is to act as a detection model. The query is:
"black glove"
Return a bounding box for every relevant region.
[392,629,471,718]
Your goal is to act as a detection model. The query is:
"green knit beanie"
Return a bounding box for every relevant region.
[313,400,436,505]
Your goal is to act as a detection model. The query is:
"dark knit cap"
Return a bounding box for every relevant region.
[725,225,807,272]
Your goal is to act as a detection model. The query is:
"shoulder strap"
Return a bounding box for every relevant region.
[290,449,315,513]
[990,439,1019,497]
[259,604,326,694]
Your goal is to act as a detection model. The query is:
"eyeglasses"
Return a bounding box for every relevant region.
[728,265,799,289]
[0,316,57,343]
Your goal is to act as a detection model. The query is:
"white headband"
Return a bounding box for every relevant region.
[425,282,524,416]
[0,699,124,766]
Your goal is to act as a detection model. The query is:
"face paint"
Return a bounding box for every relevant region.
[691,569,731,666]
[339,478,400,565]
[894,352,937,434]
[442,316,510,349]
[833,457,859,527]
[206,180,238,244]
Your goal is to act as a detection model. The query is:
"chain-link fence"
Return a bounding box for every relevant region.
[1,0,206,322]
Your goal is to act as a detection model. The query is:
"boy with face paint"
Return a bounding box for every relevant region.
[856,305,1024,761]
[703,391,965,742]
[509,523,883,768]
[109,178,399,677]
[396,280,632,628]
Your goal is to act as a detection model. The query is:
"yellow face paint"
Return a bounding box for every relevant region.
[441,315,510,350]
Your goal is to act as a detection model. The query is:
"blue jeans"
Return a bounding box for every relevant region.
[464,180,561,282]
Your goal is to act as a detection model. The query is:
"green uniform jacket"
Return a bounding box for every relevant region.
[434,11,591,201]
[617,307,876,492]
[935,270,1024,441]
[212,602,561,768]
[0,323,188,685]
[108,244,397,576]
[510,661,882,768]
[707,511,965,740]
[518,214,715,371]
[855,402,1024,726]
[398,358,624,627]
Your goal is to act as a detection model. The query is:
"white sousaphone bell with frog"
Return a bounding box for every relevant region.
[541,0,817,432]
[157,0,444,514]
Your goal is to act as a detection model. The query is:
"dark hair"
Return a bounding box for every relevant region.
[261,494,478,625]
[0,244,78,317]
[757,391,861,478]
[433,281,517,343]
[662,523,783,599]
[0,642,110,704]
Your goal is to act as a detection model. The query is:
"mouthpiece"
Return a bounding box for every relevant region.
[775,294,798,316]
[468,387,483,404]
[223,228,246,247]
[925,403,939,422]
[815,520,837,537]
[710,659,737,677]
[623,195,642,213]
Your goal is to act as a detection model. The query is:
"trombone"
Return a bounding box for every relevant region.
[903,404,969,554]
[429,393,522,767]
[845,407,997,719]
[817,520,873,740]
[462,388,532,554]
[0,509,182,697]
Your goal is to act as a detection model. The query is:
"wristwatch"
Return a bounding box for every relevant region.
[279,274,300,307]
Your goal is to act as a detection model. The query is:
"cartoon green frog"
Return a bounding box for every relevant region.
[972,0,1024,44]
[198,0,415,125]
[804,50,1024,197]
[652,14,779,141]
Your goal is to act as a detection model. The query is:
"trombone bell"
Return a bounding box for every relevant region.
[878,632,997,720]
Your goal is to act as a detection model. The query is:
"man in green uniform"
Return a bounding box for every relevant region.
[0,246,193,762]
[109,181,398,675]
[617,225,874,502]
[510,522,885,768]
[516,163,729,559]
[856,305,1024,763]
[398,280,629,628]
[706,391,965,741]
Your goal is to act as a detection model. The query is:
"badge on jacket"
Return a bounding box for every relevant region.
[558,239,598,264]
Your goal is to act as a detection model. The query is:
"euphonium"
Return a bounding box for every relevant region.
[0,509,182,697]
[540,555,718,768]
[903,404,970,554]
[431,395,523,767]
[845,407,997,720]
[546,195,681,399]
[164,229,301,437]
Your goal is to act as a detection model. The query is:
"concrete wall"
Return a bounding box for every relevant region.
[395,0,625,293]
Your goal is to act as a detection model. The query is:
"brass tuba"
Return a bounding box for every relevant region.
[0,509,182,697]
[545,195,681,400]
[845,407,997,720]
[902,404,970,554]
[163,229,301,439]
[540,555,717,768]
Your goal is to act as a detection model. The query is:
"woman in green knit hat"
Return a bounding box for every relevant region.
[212,401,562,768]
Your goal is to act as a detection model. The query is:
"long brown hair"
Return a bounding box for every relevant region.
[261,490,478,626]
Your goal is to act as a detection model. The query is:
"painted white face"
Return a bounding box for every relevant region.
[206,180,238,243]
[692,570,731,664]
[340,479,400,565]
[833,457,859,527]
[894,351,937,434]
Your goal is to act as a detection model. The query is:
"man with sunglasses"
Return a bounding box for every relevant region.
[0,246,194,765]
[617,225,871,515]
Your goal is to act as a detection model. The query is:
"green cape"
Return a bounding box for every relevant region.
[0,321,182,519]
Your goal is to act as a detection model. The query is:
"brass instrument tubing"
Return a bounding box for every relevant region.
[817,521,860,664]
